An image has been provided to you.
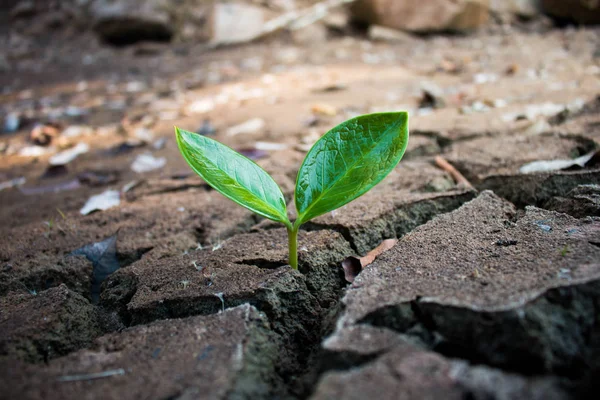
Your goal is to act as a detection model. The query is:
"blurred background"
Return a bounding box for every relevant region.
[0,0,599,226]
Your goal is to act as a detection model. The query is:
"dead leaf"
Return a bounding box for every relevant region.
[341,239,397,283]
[519,150,599,174]
[49,142,89,166]
[131,153,166,173]
[80,190,120,215]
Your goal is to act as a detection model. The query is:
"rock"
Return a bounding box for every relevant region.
[210,2,266,46]
[226,118,266,136]
[304,160,475,254]
[544,184,600,217]
[0,189,258,300]
[479,169,600,208]
[351,0,490,33]
[2,112,20,133]
[0,285,107,363]
[542,0,600,24]
[328,191,600,377]
[291,23,328,46]
[445,133,597,182]
[130,153,166,173]
[490,0,543,19]
[368,25,416,42]
[89,0,174,45]
[313,326,567,400]
[0,305,285,400]
[444,132,600,207]
[100,228,353,379]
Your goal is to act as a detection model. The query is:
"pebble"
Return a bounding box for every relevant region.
[311,103,337,116]
[131,153,167,173]
[186,98,215,114]
[226,118,266,137]
[3,112,20,133]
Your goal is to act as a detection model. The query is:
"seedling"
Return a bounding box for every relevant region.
[175,112,409,270]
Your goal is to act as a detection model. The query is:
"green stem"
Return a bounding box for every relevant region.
[287,223,299,270]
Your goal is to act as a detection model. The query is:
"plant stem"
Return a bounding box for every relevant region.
[287,224,299,270]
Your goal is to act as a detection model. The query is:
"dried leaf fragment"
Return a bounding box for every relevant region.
[342,238,397,283]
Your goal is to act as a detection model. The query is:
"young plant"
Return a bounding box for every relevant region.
[175,112,409,270]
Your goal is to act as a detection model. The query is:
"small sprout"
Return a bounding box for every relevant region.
[176,112,409,270]
[560,245,570,257]
[180,280,190,289]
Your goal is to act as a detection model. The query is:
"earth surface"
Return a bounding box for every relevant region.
[1,3,600,399]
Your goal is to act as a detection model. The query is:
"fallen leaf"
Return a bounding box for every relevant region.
[80,190,120,215]
[49,142,89,166]
[131,153,166,173]
[341,239,397,283]
[122,180,143,194]
[71,234,120,303]
[519,151,598,174]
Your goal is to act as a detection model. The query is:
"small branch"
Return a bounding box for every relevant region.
[58,369,125,382]
[434,156,474,190]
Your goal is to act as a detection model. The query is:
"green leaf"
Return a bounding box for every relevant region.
[295,112,409,224]
[175,127,289,225]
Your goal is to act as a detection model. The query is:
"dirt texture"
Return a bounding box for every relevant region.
[313,325,567,400]
[2,2,600,399]
[0,304,284,400]
[321,191,600,398]
[0,284,119,363]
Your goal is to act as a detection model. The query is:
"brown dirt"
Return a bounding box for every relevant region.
[1,9,600,400]
[0,304,284,400]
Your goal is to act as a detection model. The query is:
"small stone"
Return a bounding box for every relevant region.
[311,103,337,116]
[131,153,167,173]
[226,118,266,137]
